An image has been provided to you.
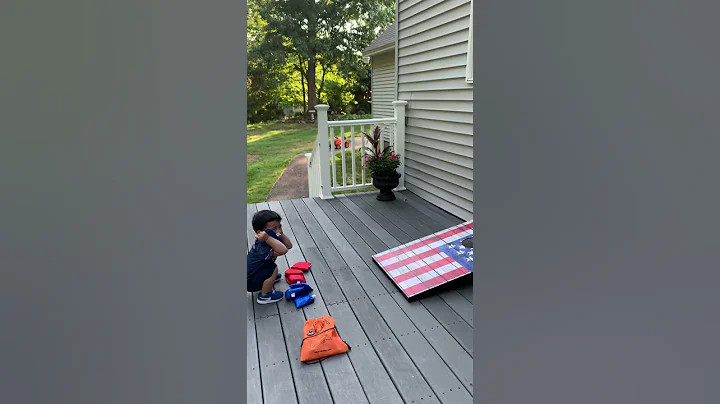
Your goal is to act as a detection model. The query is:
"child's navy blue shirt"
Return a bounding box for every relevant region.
[247,230,282,277]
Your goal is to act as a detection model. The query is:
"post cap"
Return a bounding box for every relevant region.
[392,100,408,106]
[314,104,330,111]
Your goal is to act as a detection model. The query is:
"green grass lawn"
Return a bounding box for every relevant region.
[247,122,373,203]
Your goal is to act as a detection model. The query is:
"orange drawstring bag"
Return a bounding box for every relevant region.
[300,315,351,363]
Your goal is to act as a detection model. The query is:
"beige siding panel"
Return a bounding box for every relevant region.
[405,143,473,170]
[405,183,473,221]
[405,162,474,193]
[399,32,469,59]
[400,0,468,31]
[399,2,471,39]
[407,110,473,126]
[407,99,473,113]
[399,77,471,92]
[405,164,473,203]
[406,125,473,147]
[398,89,473,101]
[405,176,473,218]
[398,0,473,219]
[399,0,444,19]
[371,52,395,119]
[399,66,468,84]
[398,18,470,49]
[407,114,473,136]
[398,42,467,67]
[404,150,473,181]
[407,134,472,158]
[399,54,468,75]
[399,0,424,13]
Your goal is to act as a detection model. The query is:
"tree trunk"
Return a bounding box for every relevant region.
[307,57,317,116]
[300,71,306,114]
[296,56,307,114]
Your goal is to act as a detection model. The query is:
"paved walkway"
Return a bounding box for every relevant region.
[266,153,309,201]
[266,141,367,202]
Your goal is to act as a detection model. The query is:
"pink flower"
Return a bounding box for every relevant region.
[390,155,396,160]
[361,165,365,170]
[365,156,371,161]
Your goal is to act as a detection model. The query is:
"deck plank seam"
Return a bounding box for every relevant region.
[268,201,345,404]
[437,294,473,328]
[302,198,472,402]
[279,201,375,404]
[315,196,475,397]
[291,199,429,403]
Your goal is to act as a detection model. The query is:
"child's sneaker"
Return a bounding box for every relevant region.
[257,290,283,304]
[275,273,282,283]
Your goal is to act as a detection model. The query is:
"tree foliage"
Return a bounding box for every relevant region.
[247,0,394,122]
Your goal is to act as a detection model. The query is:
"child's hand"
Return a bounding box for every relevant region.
[255,231,269,242]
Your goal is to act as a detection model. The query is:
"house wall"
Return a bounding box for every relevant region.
[475,1,720,403]
[397,0,473,221]
[370,51,395,118]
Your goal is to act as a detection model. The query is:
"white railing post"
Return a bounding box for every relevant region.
[315,104,334,199]
[392,100,408,191]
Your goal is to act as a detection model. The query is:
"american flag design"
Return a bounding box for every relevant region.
[372,221,474,298]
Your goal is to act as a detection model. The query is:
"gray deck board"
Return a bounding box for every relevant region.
[334,195,401,248]
[303,198,473,402]
[353,193,426,240]
[247,292,263,404]
[269,201,367,404]
[400,191,463,227]
[293,198,441,403]
[248,191,474,404]
[313,197,474,394]
[254,313,298,404]
[438,290,474,327]
[421,296,474,356]
[280,200,396,404]
[247,205,264,403]
[456,285,473,303]
[261,202,335,404]
[341,194,412,244]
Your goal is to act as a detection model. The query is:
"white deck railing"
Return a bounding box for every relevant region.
[307,101,407,199]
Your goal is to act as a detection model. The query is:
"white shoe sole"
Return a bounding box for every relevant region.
[257,296,283,304]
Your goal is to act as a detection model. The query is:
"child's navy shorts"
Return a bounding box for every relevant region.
[247,239,278,292]
[247,260,277,292]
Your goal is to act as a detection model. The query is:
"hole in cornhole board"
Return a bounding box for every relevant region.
[372,221,474,301]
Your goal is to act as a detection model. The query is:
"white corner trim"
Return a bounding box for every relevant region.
[465,0,474,84]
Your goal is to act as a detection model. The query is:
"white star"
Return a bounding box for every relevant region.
[468,250,473,256]
[467,256,473,262]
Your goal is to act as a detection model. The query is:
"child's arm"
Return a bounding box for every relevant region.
[276,225,293,250]
[256,231,288,256]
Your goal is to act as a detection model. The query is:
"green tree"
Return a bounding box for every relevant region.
[254,0,394,116]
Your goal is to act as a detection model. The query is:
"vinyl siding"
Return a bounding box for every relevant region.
[370,51,396,118]
[398,0,473,221]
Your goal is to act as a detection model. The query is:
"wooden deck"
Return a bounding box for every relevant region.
[247,191,473,404]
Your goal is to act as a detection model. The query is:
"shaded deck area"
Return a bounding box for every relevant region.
[247,191,473,404]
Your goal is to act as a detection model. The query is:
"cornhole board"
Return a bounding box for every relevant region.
[372,221,474,301]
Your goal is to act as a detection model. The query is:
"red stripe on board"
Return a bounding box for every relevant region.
[403,282,430,297]
[384,248,442,272]
[374,235,441,262]
[375,224,471,262]
[440,267,471,282]
[393,262,440,284]
[420,274,446,289]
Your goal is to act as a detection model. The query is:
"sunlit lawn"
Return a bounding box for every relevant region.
[247,122,371,203]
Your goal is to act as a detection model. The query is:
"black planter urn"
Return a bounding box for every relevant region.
[371,172,401,201]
